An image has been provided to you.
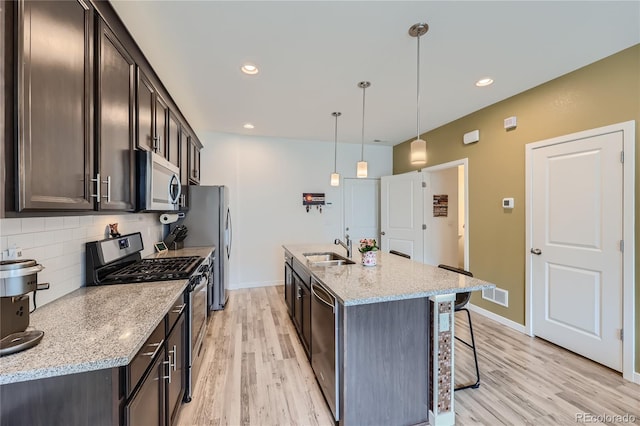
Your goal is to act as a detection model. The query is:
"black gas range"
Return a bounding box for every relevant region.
[85,232,203,285]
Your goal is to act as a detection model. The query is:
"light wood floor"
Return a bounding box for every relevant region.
[177,286,640,426]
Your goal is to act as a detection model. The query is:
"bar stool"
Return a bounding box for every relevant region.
[437,264,480,391]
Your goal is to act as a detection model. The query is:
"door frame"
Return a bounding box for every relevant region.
[524,120,635,382]
[421,158,469,270]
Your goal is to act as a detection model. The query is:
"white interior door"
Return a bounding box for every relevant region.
[343,178,380,249]
[531,131,623,371]
[380,171,424,260]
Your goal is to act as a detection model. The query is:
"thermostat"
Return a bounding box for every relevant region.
[502,198,514,209]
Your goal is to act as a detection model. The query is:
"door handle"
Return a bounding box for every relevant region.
[530,248,542,255]
[380,231,386,236]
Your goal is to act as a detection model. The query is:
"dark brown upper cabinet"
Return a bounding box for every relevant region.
[136,67,169,159]
[16,0,95,211]
[167,111,180,168]
[96,19,136,211]
[155,94,169,159]
[136,68,155,153]
[179,126,190,186]
[189,136,202,184]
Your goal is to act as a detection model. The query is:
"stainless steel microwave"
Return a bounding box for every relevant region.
[136,151,181,211]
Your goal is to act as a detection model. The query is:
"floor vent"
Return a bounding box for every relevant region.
[482,286,509,307]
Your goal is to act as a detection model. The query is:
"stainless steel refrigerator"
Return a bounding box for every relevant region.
[182,185,231,311]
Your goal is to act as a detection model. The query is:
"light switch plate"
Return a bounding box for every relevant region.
[439,312,450,332]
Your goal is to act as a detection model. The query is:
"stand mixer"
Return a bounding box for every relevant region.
[0,259,49,356]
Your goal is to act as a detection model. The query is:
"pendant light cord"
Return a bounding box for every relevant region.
[334,114,338,173]
[361,85,366,161]
[416,32,421,140]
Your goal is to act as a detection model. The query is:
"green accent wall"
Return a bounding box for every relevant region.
[393,44,640,373]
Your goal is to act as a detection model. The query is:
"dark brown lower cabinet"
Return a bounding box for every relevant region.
[292,263,311,358]
[126,346,167,426]
[0,301,187,426]
[0,369,119,426]
[166,312,186,425]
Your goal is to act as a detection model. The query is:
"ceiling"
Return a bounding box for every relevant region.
[110,1,640,146]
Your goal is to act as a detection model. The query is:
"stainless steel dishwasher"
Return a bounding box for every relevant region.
[310,278,340,421]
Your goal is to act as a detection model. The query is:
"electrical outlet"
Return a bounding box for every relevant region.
[5,247,23,260]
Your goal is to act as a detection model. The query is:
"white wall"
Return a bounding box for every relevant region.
[0,214,163,307]
[198,131,393,289]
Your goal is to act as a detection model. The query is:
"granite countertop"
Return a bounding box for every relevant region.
[283,244,495,306]
[0,246,214,386]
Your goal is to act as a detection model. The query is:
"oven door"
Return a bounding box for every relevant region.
[185,272,208,401]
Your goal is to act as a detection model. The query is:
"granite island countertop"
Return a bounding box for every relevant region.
[0,246,214,385]
[283,244,494,306]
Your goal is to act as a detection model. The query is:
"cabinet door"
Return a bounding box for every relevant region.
[167,111,180,168]
[17,0,94,211]
[188,139,201,184]
[136,68,155,152]
[284,263,294,316]
[167,313,185,425]
[179,128,190,186]
[97,19,135,211]
[155,94,169,159]
[301,282,312,356]
[293,276,303,335]
[126,346,167,426]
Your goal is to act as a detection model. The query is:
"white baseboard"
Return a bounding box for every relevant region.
[467,303,526,334]
[228,280,282,290]
[634,372,640,385]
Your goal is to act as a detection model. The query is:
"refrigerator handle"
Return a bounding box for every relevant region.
[226,207,232,260]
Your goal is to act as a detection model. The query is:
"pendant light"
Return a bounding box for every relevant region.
[409,23,428,165]
[330,112,341,186]
[357,81,371,178]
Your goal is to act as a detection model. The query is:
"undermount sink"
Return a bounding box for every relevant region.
[303,252,355,266]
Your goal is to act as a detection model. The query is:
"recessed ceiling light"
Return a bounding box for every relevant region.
[475,78,494,87]
[243,123,255,129]
[241,63,259,75]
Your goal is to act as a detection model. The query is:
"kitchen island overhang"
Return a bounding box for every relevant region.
[283,244,496,426]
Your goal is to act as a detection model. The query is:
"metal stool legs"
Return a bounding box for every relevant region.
[454,306,480,391]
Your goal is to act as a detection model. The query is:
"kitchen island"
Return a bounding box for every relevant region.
[283,244,495,426]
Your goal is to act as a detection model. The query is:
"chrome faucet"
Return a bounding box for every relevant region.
[334,235,352,258]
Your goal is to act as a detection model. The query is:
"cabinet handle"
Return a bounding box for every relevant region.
[297,287,302,299]
[171,303,186,315]
[152,136,158,151]
[141,340,164,358]
[169,345,177,371]
[90,173,101,203]
[101,175,111,203]
[163,359,171,383]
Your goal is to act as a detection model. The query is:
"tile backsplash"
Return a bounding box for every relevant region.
[0,213,163,307]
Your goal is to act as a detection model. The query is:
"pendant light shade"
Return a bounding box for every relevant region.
[330,112,341,186]
[357,81,371,178]
[410,139,427,164]
[356,161,368,178]
[409,23,429,165]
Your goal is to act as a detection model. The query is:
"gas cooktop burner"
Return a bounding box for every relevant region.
[102,256,203,284]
